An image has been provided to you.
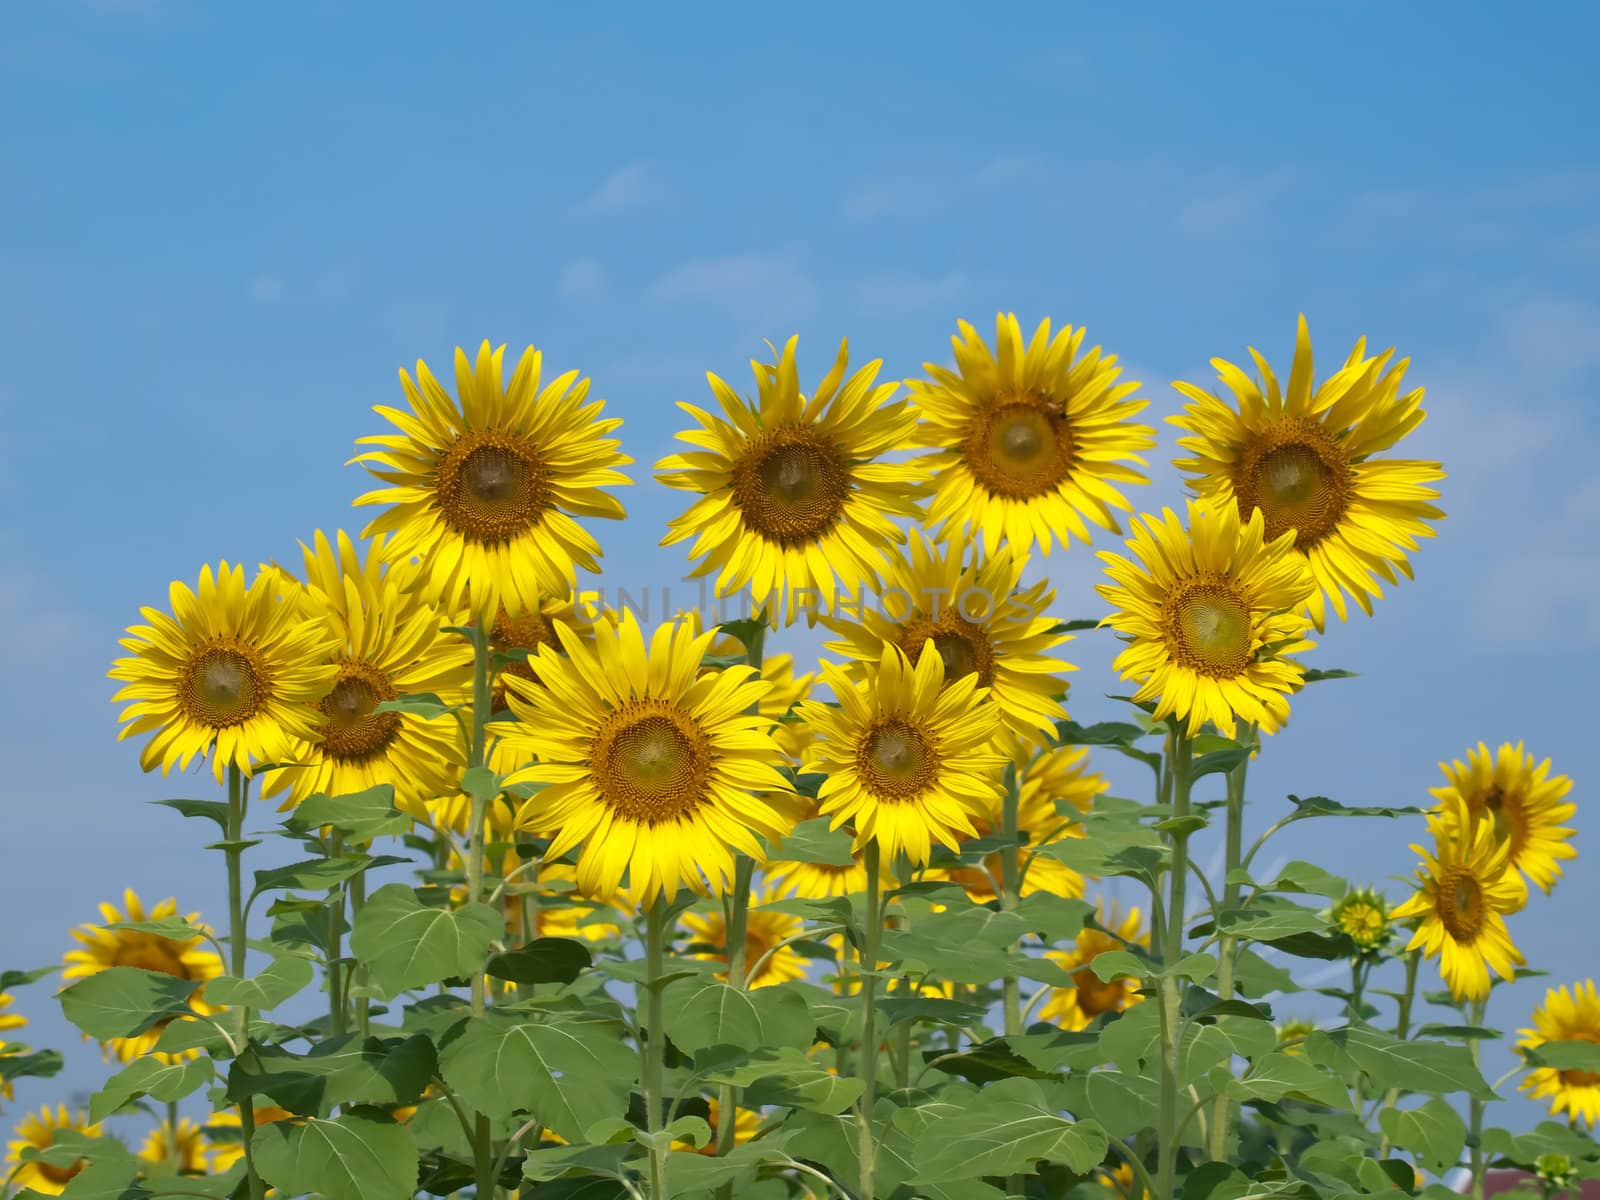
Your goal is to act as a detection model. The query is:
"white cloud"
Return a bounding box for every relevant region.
[853,270,968,315]
[250,274,284,303]
[581,162,659,215]
[560,258,606,302]
[647,254,817,330]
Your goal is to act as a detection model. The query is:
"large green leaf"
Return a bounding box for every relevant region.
[659,1138,794,1193]
[771,817,857,866]
[911,1078,1107,1181]
[1308,1026,1495,1099]
[1214,899,1330,941]
[205,953,314,1011]
[1060,1069,1161,1139]
[438,1011,636,1140]
[288,784,410,841]
[252,854,406,898]
[252,1111,419,1200]
[660,979,814,1053]
[1378,1097,1468,1172]
[57,967,199,1040]
[485,937,592,986]
[349,884,502,998]
[1521,1040,1600,1072]
[703,1049,864,1114]
[228,1034,436,1114]
[90,1056,213,1123]
[1223,1051,1351,1109]
[0,1049,64,1085]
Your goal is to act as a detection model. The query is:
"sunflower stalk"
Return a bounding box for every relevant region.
[1206,731,1253,1162]
[1156,726,1195,1200]
[464,623,498,1200]
[327,828,346,1037]
[856,840,885,1200]
[999,765,1023,1038]
[641,896,671,1200]
[224,765,267,1200]
[1469,995,1488,1200]
[1377,949,1420,1156]
[349,853,370,1039]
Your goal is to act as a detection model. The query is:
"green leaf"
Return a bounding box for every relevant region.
[1287,793,1425,820]
[660,1139,793,1192]
[770,816,857,867]
[661,979,815,1053]
[1521,1040,1600,1071]
[152,797,230,831]
[484,937,592,986]
[252,854,405,897]
[0,964,58,990]
[30,1134,148,1200]
[1089,950,1148,984]
[711,1052,865,1115]
[1231,948,1300,998]
[252,1111,419,1200]
[1303,668,1357,683]
[1225,1051,1351,1109]
[371,692,457,718]
[205,954,314,1011]
[349,883,502,998]
[1192,747,1252,779]
[438,1011,635,1140]
[228,1034,437,1114]
[1309,1026,1495,1099]
[288,785,410,841]
[1261,860,1349,899]
[89,1056,213,1123]
[911,1078,1108,1181]
[877,996,989,1029]
[105,916,211,942]
[1378,1097,1468,1172]
[57,967,199,1040]
[1154,813,1209,836]
[461,765,501,803]
[0,1049,64,1084]
[1215,899,1330,941]
[1011,893,1094,942]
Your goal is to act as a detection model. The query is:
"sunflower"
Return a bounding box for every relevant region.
[674,1099,762,1155]
[61,890,224,1063]
[451,849,622,945]
[764,848,892,900]
[6,1106,104,1195]
[907,313,1155,558]
[1040,904,1147,1031]
[137,1117,208,1174]
[1391,796,1525,1002]
[204,1107,293,1173]
[1328,887,1392,953]
[1430,741,1576,904]
[1519,980,1600,1128]
[352,340,633,623]
[486,591,599,716]
[657,336,927,623]
[1276,1017,1319,1056]
[822,530,1073,747]
[1096,1162,1145,1199]
[110,561,339,782]
[492,611,795,906]
[0,992,27,1101]
[702,619,817,762]
[799,644,1004,867]
[1170,315,1445,630]
[681,893,807,989]
[258,531,472,816]
[1096,500,1316,739]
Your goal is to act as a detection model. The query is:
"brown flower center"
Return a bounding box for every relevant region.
[112,939,191,977]
[1071,963,1130,1017]
[436,431,552,544]
[491,607,561,710]
[896,613,995,688]
[180,641,269,728]
[964,391,1077,499]
[1438,867,1486,941]
[593,702,710,824]
[36,1148,87,1186]
[1232,419,1352,548]
[857,718,939,800]
[317,661,401,764]
[1162,578,1254,678]
[731,429,851,545]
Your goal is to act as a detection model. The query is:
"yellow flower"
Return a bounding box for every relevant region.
[1430,741,1575,904]
[493,611,795,906]
[61,889,224,1063]
[6,1105,103,1196]
[764,847,893,900]
[657,336,927,623]
[1275,1017,1319,1056]
[1518,979,1600,1128]
[1097,1161,1146,1198]
[352,340,632,623]
[205,1107,294,1173]
[683,610,818,762]
[681,893,807,989]
[137,1117,208,1174]
[1391,796,1525,1002]
[673,1098,762,1155]
[821,529,1074,747]
[1170,315,1445,630]
[799,644,1004,867]
[1329,887,1392,953]
[260,531,472,817]
[907,313,1155,558]
[0,992,28,1102]
[450,849,622,945]
[1040,904,1147,1031]
[110,561,339,781]
[1096,500,1316,738]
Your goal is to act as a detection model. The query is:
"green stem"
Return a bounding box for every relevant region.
[642,898,670,1200]
[464,626,496,1200]
[1205,733,1251,1162]
[1469,995,1488,1200]
[1377,950,1420,1157]
[894,983,912,1091]
[999,768,1023,1038]
[225,766,266,1200]
[349,854,370,1039]
[328,830,347,1037]
[166,1099,183,1173]
[857,841,884,1200]
[1156,726,1195,1200]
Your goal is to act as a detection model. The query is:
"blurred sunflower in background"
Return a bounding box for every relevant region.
[683,610,818,762]
[205,1107,293,1173]
[1391,795,1525,1002]
[1430,741,1576,903]
[764,847,892,901]
[0,992,27,1101]
[908,313,1154,558]
[137,1117,209,1175]
[658,336,926,622]
[110,561,338,780]
[674,1098,762,1154]
[1097,500,1315,738]
[1519,979,1600,1128]
[1040,903,1147,1030]
[1170,315,1444,630]
[494,611,794,904]
[261,531,471,816]
[800,644,1003,866]
[352,340,632,622]
[61,890,223,1063]
[821,529,1072,748]
[5,1105,103,1196]
[682,890,807,989]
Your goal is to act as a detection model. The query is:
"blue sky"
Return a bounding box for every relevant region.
[3,0,1598,1145]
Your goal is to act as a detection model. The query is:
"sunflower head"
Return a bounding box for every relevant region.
[1096,500,1316,739]
[681,891,807,989]
[908,314,1155,558]
[110,561,340,781]
[1328,886,1392,953]
[138,1117,209,1175]
[492,611,795,906]
[1170,315,1445,630]
[1519,979,1600,1128]
[657,336,928,624]
[352,341,633,622]
[6,1105,104,1195]
[1039,903,1147,1031]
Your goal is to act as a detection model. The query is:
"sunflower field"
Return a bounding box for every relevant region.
[2,315,1594,1200]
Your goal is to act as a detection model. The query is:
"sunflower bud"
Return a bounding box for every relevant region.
[1329,886,1392,953]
